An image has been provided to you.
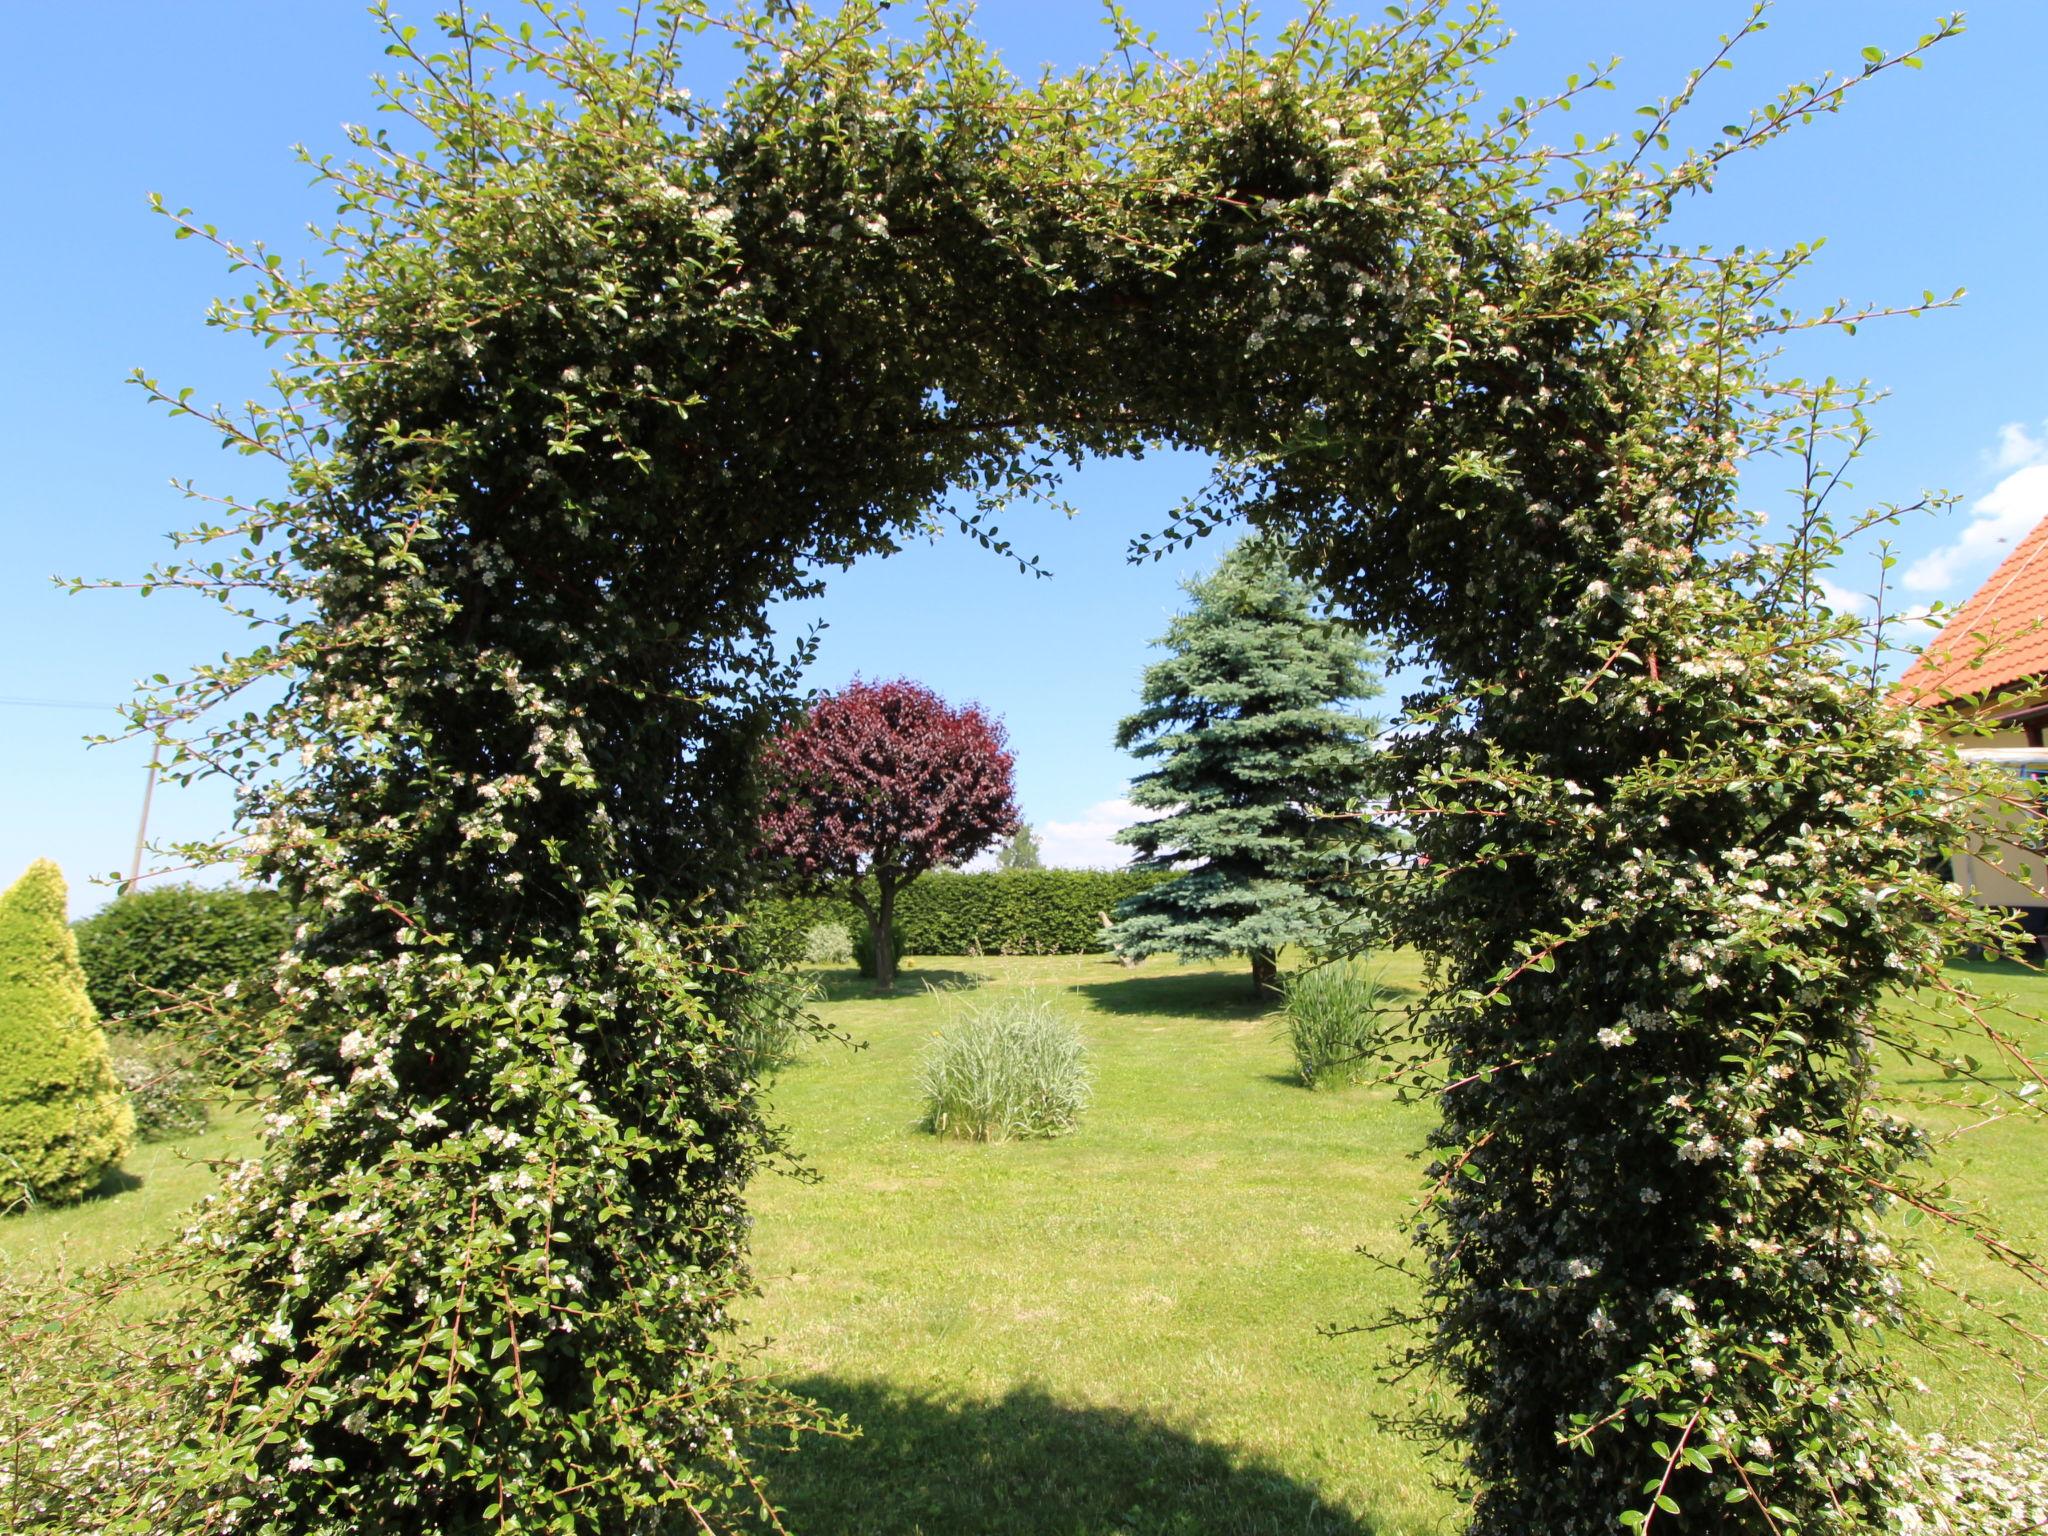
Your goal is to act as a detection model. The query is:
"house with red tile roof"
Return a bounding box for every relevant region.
[1896,510,2048,741]
[1896,513,2048,932]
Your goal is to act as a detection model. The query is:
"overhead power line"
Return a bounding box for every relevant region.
[0,695,121,711]
[1,693,160,895]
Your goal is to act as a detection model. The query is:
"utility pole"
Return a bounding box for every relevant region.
[123,739,161,897]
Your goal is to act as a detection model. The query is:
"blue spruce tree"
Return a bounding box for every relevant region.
[1111,536,1384,994]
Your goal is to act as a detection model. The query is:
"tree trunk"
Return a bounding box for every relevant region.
[1250,947,1280,997]
[873,881,897,992]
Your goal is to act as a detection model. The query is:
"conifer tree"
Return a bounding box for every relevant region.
[1111,538,1384,994]
[0,860,134,1208]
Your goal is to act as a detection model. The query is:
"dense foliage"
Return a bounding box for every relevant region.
[722,970,819,1080]
[1,1272,183,1532]
[918,993,1091,1142]
[73,884,296,1033]
[0,861,133,1209]
[850,917,908,981]
[760,679,1018,989]
[901,869,1170,957]
[88,1,2022,1532]
[1111,537,1385,993]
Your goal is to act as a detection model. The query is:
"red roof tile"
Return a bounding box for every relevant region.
[1895,512,2048,708]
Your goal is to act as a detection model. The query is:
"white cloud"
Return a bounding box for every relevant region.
[1815,577,1873,616]
[1903,461,2048,596]
[1991,419,2048,474]
[1812,580,1937,636]
[1039,797,1161,870]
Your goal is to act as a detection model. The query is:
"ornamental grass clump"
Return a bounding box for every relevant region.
[919,993,1090,1142]
[801,920,854,966]
[1281,960,1385,1088]
[725,969,820,1080]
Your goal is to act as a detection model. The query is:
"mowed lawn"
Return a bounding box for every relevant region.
[746,952,1442,1535]
[8,952,2048,1535]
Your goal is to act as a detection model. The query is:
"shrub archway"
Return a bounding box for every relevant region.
[128,4,1996,1534]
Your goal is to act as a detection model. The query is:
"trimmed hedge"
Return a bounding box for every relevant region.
[898,870,1172,955]
[758,869,1171,959]
[71,884,297,1029]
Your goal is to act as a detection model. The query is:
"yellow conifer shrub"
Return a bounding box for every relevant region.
[0,861,134,1208]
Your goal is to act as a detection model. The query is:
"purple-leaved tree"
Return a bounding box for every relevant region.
[760,679,1017,989]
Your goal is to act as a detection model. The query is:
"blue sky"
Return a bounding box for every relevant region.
[4,1,2045,912]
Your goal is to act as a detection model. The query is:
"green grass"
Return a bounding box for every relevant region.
[745,951,1442,1534]
[10,951,2048,1534]
[1874,956,2048,1434]
[2,1101,257,1288]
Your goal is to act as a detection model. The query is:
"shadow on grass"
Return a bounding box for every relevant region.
[811,967,992,1004]
[1940,955,2046,983]
[758,1378,1384,1536]
[86,1166,146,1201]
[5,1165,145,1220]
[1073,968,1271,1019]
[1264,1070,1337,1090]
[1076,968,1419,1027]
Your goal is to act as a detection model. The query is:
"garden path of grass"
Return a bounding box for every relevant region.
[8,951,2048,1535]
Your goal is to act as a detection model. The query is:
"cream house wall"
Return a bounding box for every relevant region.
[1935,701,2048,915]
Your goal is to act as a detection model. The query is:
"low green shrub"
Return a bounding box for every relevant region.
[104,1031,211,1142]
[801,921,854,966]
[71,883,296,1030]
[738,897,826,973]
[852,918,907,980]
[918,993,1091,1142]
[1281,960,1385,1088]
